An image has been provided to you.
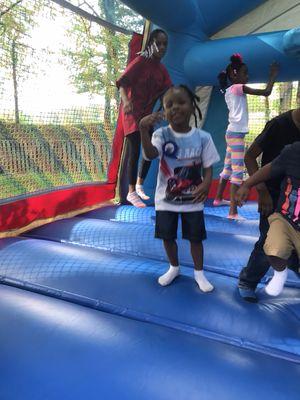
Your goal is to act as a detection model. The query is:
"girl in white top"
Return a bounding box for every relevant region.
[214,54,279,219]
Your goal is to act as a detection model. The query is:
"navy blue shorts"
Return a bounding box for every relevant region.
[155,210,207,242]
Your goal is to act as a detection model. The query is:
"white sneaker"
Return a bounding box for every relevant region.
[136,185,150,200]
[126,191,146,208]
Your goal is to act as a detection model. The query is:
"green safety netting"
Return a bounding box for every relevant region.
[0,0,143,202]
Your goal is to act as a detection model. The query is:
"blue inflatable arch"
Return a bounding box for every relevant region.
[122,0,300,85]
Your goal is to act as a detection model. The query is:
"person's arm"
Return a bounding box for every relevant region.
[193,167,213,203]
[245,126,277,216]
[193,133,220,202]
[243,62,279,96]
[119,87,133,114]
[116,56,144,114]
[139,113,164,160]
[245,142,269,193]
[236,163,272,206]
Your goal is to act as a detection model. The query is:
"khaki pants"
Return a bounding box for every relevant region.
[264,213,300,261]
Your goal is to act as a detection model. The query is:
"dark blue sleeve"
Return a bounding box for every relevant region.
[270,144,291,178]
[255,119,279,152]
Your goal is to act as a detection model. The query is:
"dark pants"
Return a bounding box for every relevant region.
[239,196,300,290]
[238,215,270,289]
[138,158,152,181]
[126,129,153,186]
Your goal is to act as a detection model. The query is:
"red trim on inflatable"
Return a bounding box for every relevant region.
[0,183,115,232]
[208,179,258,201]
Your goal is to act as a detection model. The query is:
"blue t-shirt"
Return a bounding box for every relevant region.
[151,126,220,212]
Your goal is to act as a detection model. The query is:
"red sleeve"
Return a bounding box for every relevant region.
[161,64,172,89]
[116,56,145,89]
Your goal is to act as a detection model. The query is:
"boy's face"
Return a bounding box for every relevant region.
[163,88,193,130]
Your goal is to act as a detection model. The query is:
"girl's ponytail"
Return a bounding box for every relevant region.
[219,53,245,93]
[218,71,228,93]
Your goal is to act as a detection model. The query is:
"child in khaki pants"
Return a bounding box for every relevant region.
[236,142,300,296]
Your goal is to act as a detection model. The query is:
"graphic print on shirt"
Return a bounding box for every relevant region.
[152,126,220,212]
[280,177,300,228]
[165,163,202,203]
[160,138,202,204]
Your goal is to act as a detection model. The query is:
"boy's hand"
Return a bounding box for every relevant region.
[269,62,279,78]
[123,99,133,114]
[193,182,210,203]
[139,112,164,130]
[235,184,250,206]
[257,188,273,217]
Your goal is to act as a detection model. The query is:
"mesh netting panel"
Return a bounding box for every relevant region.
[0,0,142,201]
[247,81,300,146]
[0,119,112,198]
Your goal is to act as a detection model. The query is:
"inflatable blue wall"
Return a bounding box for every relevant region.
[122,0,300,85]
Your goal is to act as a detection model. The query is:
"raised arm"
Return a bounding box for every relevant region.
[139,113,164,160]
[243,62,279,96]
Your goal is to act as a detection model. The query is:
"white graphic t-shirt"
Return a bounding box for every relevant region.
[151,126,220,212]
[225,84,248,133]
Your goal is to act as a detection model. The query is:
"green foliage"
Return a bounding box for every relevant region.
[62,20,128,96]
[0,0,57,121]
[246,81,300,145]
[62,0,142,129]
[0,0,43,73]
[99,0,143,32]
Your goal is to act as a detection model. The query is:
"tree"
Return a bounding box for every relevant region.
[61,0,143,134]
[0,0,46,122]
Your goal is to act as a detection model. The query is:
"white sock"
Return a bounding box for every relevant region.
[194,270,214,292]
[158,265,180,286]
[265,268,288,296]
[135,184,150,200]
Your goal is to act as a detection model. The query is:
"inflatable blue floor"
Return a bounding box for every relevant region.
[1,202,300,399]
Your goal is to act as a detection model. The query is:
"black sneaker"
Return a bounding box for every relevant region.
[238,287,258,303]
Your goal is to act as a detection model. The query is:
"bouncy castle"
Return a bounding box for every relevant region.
[0,1,300,398]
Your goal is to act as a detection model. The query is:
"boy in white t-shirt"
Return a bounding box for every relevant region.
[140,85,220,292]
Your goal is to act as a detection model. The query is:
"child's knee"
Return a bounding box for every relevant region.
[264,213,295,260]
[220,169,232,180]
[230,175,243,186]
[230,167,244,185]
